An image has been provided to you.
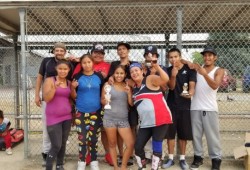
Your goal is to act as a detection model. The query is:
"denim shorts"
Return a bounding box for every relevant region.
[103,119,130,128]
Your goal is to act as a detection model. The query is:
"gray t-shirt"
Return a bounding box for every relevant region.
[103,86,129,121]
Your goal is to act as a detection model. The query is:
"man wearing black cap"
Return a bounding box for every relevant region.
[189,46,224,170]
[35,42,78,168]
[72,43,110,78]
[143,45,168,77]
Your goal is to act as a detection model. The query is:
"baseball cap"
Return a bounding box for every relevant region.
[117,42,131,50]
[144,45,159,57]
[91,43,105,54]
[200,46,217,56]
[52,42,66,53]
[129,62,142,70]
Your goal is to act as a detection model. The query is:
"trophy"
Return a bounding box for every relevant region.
[181,83,189,96]
[104,84,111,109]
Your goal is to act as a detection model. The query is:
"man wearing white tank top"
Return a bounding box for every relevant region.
[188,47,224,170]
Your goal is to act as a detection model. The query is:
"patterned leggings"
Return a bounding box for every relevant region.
[75,109,103,161]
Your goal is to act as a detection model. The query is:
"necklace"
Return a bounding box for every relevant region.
[85,76,93,89]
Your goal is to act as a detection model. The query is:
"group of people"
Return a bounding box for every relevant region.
[35,41,224,170]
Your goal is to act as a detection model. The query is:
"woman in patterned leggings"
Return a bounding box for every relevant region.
[71,54,104,170]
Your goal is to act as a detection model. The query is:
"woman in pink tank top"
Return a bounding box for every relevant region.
[43,60,73,170]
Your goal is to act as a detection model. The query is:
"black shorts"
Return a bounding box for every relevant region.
[165,109,193,140]
[128,106,138,127]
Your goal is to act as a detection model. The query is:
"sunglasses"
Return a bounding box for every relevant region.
[145,60,157,64]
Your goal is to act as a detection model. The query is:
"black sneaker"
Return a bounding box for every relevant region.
[211,158,221,170]
[56,165,64,170]
[190,155,203,170]
[118,155,122,165]
[127,156,134,166]
[42,153,47,167]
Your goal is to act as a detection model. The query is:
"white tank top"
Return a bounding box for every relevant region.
[191,66,219,112]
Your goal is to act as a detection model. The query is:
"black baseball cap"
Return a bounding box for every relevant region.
[91,43,105,54]
[144,45,159,58]
[117,42,131,50]
[201,46,217,56]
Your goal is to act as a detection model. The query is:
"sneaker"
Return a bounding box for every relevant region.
[190,155,203,170]
[162,159,174,169]
[42,153,47,167]
[105,153,114,166]
[86,153,91,165]
[77,161,86,170]
[90,161,100,170]
[179,160,189,170]
[6,148,12,155]
[135,155,147,170]
[118,155,122,165]
[151,155,160,170]
[211,158,221,170]
[127,156,134,166]
[56,165,64,170]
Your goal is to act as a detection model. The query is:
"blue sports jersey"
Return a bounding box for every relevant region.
[75,72,103,113]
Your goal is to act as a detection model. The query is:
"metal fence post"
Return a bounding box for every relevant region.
[13,34,21,129]
[19,8,29,159]
[176,5,183,50]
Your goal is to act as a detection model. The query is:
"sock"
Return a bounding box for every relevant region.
[168,154,174,160]
[180,155,185,160]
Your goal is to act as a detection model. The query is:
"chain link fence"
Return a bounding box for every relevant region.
[0,0,249,162]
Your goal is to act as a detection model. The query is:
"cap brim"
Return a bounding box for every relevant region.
[91,50,105,54]
[144,52,159,58]
[200,50,216,56]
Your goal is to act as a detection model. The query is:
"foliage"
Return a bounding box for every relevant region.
[191,51,203,65]
[207,32,250,77]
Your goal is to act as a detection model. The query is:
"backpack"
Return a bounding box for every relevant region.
[0,128,24,150]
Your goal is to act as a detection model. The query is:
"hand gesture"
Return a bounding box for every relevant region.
[124,82,132,95]
[71,79,79,89]
[108,76,114,85]
[171,61,178,77]
[68,55,80,62]
[180,93,191,99]
[54,80,62,88]
[194,63,207,76]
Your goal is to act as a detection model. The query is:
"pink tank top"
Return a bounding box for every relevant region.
[46,78,72,126]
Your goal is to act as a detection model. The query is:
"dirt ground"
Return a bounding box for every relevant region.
[0,142,245,170]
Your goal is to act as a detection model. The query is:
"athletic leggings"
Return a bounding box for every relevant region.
[135,124,168,159]
[75,109,102,161]
[46,119,71,169]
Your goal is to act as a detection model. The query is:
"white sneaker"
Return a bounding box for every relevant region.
[90,161,100,170]
[6,148,12,155]
[77,161,86,170]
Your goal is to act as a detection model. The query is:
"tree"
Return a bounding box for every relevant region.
[191,51,203,65]
[207,32,250,77]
